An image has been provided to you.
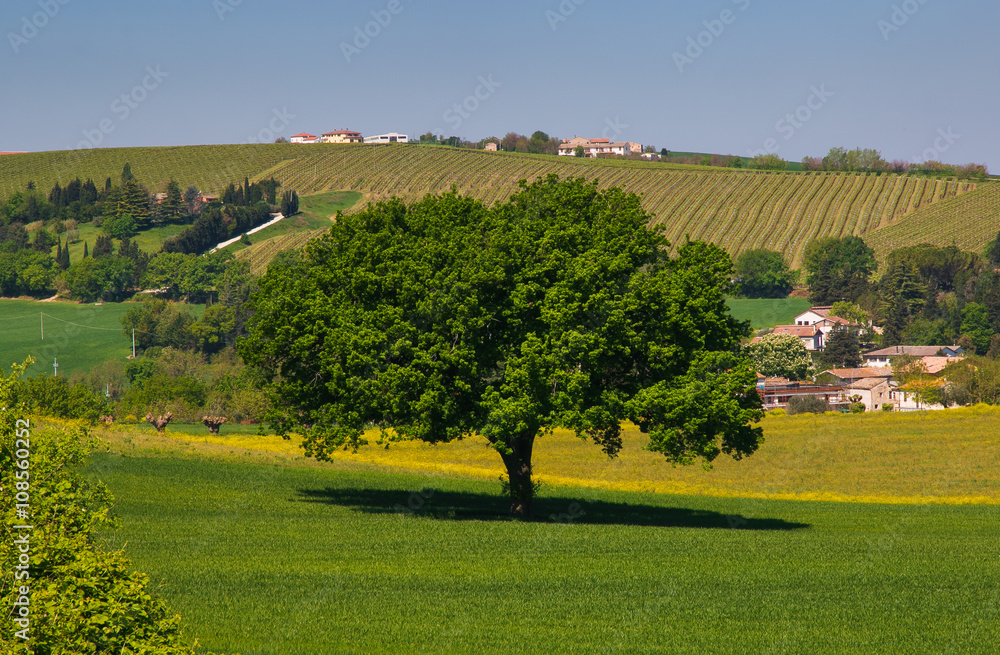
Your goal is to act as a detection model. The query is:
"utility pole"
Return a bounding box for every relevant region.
[132,329,136,359]
[40,313,43,340]
[53,358,58,377]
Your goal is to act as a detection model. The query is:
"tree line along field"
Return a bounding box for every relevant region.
[80,410,1000,654]
[257,145,976,267]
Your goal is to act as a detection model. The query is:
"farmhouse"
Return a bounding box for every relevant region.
[484,142,498,152]
[843,377,892,412]
[557,137,642,158]
[321,130,363,144]
[769,325,824,351]
[290,133,319,144]
[793,306,860,338]
[364,132,409,144]
[816,368,892,386]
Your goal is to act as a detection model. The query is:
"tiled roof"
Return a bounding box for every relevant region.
[845,377,888,390]
[822,368,890,380]
[863,346,961,358]
[772,325,822,337]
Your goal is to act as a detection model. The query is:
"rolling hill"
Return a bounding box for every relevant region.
[1,144,989,267]
[257,145,976,266]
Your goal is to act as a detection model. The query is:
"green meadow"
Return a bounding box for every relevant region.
[0,300,206,378]
[80,420,1000,655]
[726,297,811,329]
[0,300,133,377]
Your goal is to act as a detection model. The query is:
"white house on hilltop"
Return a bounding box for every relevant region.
[290,133,318,144]
[364,132,409,144]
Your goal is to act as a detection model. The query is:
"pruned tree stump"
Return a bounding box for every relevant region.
[145,412,173,433]
[99,415,114,425]
[202,416,227,435]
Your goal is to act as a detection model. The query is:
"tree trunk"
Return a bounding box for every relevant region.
[500,435,535,519]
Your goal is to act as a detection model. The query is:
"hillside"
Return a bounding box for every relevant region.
[0,144,306,197]
[258,145,975,266]
[0,144,983,266]
[866,181,1000,260]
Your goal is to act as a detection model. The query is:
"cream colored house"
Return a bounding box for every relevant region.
[843,377,891,412]
[557,138,642,158]
[321,130,363,144]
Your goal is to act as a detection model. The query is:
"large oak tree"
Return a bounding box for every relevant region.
[239,177,763,517]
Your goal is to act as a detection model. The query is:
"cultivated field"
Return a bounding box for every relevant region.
[867,181,1000,260]
[259,146,975,266]
[0,144,984,267]
[80,409,1000,654]
[0,144,306,198]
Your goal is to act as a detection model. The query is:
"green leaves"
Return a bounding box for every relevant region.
[241,177,763,495]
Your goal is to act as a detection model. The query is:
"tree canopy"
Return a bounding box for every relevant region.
[803,235,875,305]
[732,249,795,298]
[240,177,763,517]
[745,333,813,380]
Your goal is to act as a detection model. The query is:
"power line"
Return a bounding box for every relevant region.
[40,313,122,332]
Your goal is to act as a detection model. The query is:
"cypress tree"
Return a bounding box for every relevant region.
[62,244,70,269]
[56,238,63,267]
[83,241,89,259]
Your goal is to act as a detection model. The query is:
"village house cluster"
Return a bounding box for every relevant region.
[758,306,966,412]
[289,130,409,144]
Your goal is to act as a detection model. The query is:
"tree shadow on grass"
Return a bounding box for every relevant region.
[294,487,809,531]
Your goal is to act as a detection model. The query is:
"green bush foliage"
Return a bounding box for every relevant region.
[0,362,201,653]
[787,395,830,415]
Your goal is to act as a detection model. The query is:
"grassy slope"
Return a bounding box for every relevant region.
[0,300,203,378]
[83,413,1000,654]
[56,222,188,262]
[221,190,361,256]
[727,298,811,329]
[867,181,1000,261]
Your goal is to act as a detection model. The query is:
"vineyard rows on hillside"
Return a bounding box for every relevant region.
[866,182,1000,261]
[257,146,976,266]
[0,144,305,197]
[234,229,325,274]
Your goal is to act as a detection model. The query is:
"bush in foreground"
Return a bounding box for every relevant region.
[0,362,203,654]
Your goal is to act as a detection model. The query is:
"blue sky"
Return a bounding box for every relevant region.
[2,0,997,169]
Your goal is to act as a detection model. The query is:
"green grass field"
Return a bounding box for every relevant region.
[83,415,1000,654]
[0,300,134,377]
[0,299,205,378]
[52,221,189,261]
[726,298,812,329]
